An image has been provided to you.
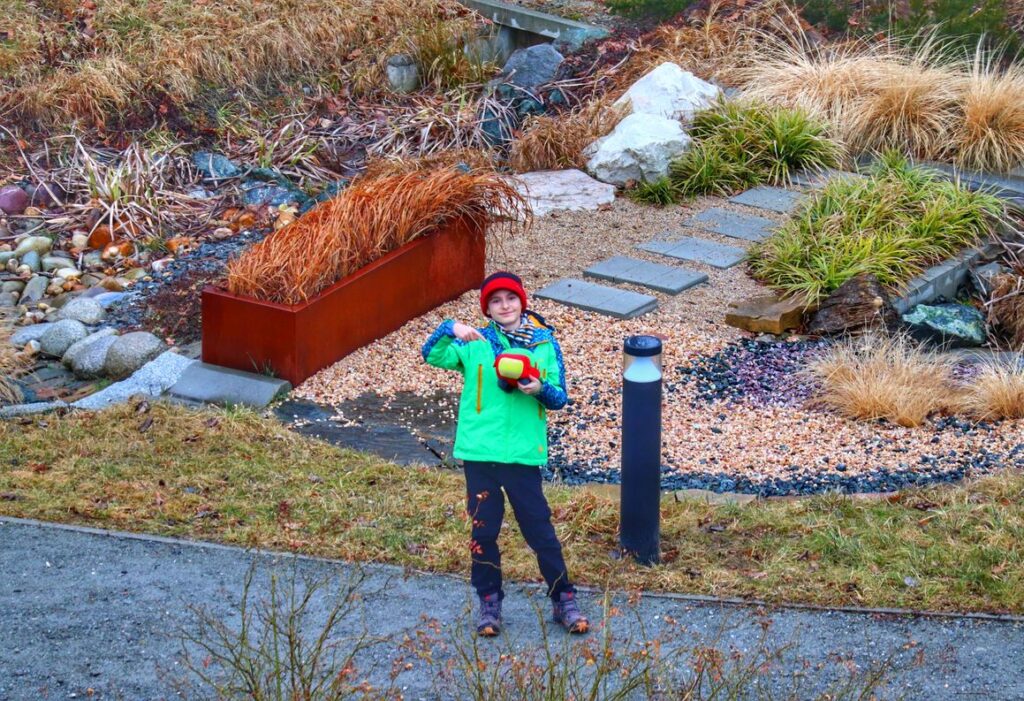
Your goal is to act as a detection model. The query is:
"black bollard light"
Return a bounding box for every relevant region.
[619,335,663,566]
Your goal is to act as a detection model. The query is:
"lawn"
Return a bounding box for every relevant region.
[1,401,1022,615]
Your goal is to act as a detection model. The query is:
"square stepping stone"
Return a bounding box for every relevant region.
[686,208,776,242]
[535,278,657,319]
[729,186,805,214]
[584,256,707,294]
[638,236,747,269]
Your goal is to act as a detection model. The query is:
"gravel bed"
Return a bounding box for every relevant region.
[293,198,1024,495]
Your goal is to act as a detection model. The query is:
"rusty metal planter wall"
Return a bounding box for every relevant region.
[201,216,485,386]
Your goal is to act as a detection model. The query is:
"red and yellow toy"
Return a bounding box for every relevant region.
[494,350,541,387]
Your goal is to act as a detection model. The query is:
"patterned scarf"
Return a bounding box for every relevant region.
[500,313,541,348]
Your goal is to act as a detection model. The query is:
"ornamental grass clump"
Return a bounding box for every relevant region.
[954,359,1024,420]
[667,101,841,199]
[749,153,1003,304]
[740,36,1024,171]
[225,167,529,305]
[806,333,956,427]
[509,98,626,173]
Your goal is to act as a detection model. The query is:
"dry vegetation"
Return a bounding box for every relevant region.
[740,37,1024,172]
[0,310,25,406]
[988,272,1024,349]
[1,401,1022,614]
[510,98,626,173]
[0,0,481,127]
[225,167,529,304]
[806,334,956,427]
[807,333,1024,426]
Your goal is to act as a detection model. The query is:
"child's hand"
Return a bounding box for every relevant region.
[452,322,484,342]
[518,378,542,395]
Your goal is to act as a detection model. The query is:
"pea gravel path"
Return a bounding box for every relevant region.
[3,517,1024,700]
[295,198,1024,495]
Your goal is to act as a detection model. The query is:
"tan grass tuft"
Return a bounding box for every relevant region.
[950,53,1024,172]
[954,360,1024,420]
[509,98,626,173]
[806,334,955,427]
[226,167,529,305]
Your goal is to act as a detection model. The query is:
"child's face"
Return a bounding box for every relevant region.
[487,289,522,327]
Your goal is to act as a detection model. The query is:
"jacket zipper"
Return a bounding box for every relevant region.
[476,364,483,414]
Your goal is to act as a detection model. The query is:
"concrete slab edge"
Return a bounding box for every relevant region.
[3,515,1022,624]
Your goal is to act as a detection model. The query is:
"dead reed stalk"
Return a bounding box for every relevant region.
[226,167,529,305]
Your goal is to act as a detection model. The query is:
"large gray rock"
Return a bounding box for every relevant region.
[63,328,118,378]
[902,303,987,348]
[39,318,88,358]
[584,113,690,186]
[0,185,29,215]
[103,331,167,379]
[613,62,720,121]
[56,297,106,325]
[511,169,616,217]
[501,44,563,90]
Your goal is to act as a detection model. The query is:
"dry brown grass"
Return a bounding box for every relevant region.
[950,54,1024,172]
[362,149,499,179]
[509,98,626,173]
[225,167,529,304]
[954,360,1024,420]
[1,0,480,127]
[806,334,956,427]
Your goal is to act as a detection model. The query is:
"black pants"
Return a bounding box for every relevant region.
[464,461,573,602]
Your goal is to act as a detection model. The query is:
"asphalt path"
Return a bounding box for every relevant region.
[2,518,1022,700]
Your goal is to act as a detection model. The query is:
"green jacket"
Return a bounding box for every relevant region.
[421,318,568,466]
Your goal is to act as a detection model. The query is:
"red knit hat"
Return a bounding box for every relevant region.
[480,271,527,317]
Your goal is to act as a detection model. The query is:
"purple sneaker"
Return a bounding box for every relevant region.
[477,593,502,637]
[552,590,589,634]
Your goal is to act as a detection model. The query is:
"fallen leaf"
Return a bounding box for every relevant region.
[138,417,154,433]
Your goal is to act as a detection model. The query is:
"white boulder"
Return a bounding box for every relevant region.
[584,113,691,186]
[614,62,721,121]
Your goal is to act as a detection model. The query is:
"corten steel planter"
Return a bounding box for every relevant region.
[201,216,486,386]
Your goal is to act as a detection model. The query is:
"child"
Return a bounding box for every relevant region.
[421,271,589,637]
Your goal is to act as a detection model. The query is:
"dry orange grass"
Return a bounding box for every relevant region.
[954,360,1024,420]
[806,334,956,427]
[509,98,626,173]
[1,0,479,127]
[226,168,529,305]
